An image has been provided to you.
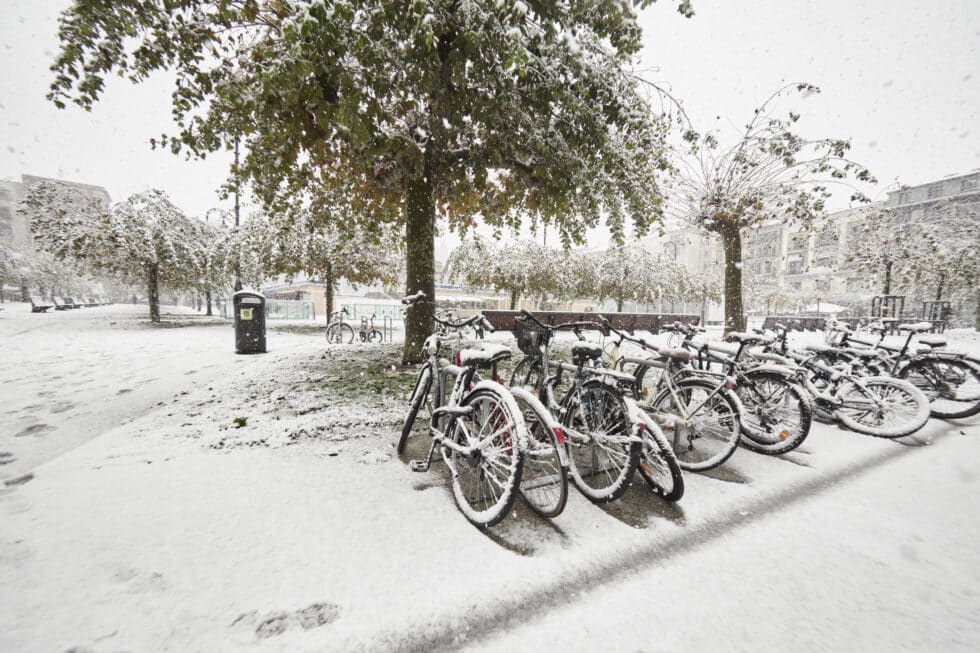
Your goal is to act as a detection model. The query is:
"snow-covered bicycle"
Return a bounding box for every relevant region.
[325,308,354,343]
[397,292,528,528]
[821,320,980,419]
[754,323,930,438]
[510,311,682,503]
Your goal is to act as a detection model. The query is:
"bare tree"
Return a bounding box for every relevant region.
[667,83,875,332]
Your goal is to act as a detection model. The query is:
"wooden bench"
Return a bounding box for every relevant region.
[62,297,81,309]
[51,296,70,310]
[29,296,54,313]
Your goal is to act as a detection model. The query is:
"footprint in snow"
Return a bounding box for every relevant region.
[234,602,340,639]
[116,388,132,395]
[49,401,75,414]
[15,423,54,438]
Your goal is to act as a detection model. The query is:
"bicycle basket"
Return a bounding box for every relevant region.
[514,321,549,356]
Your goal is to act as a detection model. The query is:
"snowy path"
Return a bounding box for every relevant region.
[471,426,980,652]
[0,308,978,652]
[0,303,316,481]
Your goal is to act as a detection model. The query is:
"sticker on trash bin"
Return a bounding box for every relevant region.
[240,308,253,320]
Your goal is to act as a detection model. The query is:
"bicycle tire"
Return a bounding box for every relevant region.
[398,365,431,454]
[835,376,930,438]
[443,386,525,528]
[326,322,355,344]
[367,329,383,343]
[899,358,980,419]
[648,376,741,472]
[736,372,812,456]
[562,380,639,504]
[635,408,684,502]
[632,360,669,408]
[509,357,542,388]
[511,392,569,518]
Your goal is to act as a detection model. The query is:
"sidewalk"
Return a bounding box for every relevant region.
[2,344,976,651]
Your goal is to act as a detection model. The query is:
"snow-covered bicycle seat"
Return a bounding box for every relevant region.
[571,342,603,363]
[457,343,512,369]
[899,321,933,333]
[918,334,947,347]
[725,331,773,345]
[654,345,694,361]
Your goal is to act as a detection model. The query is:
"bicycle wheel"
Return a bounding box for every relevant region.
[442,387,525,528]
[835,376,930,438]
[635,408,684,502]
[512,392,568,518]
[633,360,669,408]
[326,322,355,344]
[649,377,741,472]
[509,357,542,388]
[562,380,639,504]
[899,358,980,419]
[398,365,432,454]
[367,329,383,343]
[736,372,812,456]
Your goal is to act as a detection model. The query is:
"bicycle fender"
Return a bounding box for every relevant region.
[743,363,799,379]
[621,396,666,445]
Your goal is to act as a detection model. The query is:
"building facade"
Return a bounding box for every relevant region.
[636,169,979,317]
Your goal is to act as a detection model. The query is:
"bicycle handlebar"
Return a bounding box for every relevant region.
[479,315,495,333]
[517,309,596,333]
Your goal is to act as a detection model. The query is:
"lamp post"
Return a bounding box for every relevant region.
[233,137,242,292]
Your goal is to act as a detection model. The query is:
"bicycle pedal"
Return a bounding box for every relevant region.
[409,460,430,472]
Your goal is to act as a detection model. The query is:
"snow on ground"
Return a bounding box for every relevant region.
[1,303,979,652]
[0,303,322,481]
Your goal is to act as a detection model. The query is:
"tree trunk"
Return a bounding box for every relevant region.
[147,263,161,323]
[20,279,28,302]
[883,260,892,295]
[935,272,945,302]
[616,294,624,312]
[324,262,334,321]
[509,287,520,310]
[720,225,746,334]
[402,156,436,363]
[205,289,213,316]
[975,288,979,331]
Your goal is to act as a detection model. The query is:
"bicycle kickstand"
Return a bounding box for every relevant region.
[409,439,439,472]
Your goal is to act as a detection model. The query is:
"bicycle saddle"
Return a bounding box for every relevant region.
[899,321,933,333]
[654,345,694,361]
[457,343,512,369]
[918,334,947,348]
[725,331,773,346]
[571,342,603,364]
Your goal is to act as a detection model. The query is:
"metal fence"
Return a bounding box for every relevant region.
[220,297,314,320]
[337,302,404,322]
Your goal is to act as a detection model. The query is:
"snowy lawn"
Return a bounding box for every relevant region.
[1,305,978,652]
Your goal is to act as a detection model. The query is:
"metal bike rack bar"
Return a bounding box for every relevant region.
[383,315,394,343]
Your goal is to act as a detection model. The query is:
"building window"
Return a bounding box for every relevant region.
[962,178,978,193]
[898,191,911,204]
[788,260,803,275]
[927,183,942,199]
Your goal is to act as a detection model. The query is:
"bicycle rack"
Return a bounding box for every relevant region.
[383,315,394,342]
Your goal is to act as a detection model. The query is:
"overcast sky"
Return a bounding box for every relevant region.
[2,0,978,252]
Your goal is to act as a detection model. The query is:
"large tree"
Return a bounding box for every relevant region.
[446,236,559,310]
[668,83,875,333]
[48,0,684,360]
[239,206,401,318]
[24,183,203,322]
[588,245,692,312]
